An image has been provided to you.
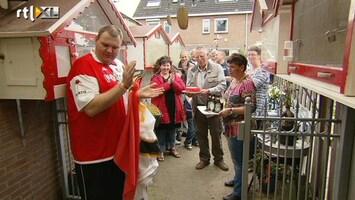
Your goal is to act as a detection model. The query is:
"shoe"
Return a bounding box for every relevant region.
[175,140,181,145]
[157,153,164,162]
[223,193,241,200]
[170,149,181,158]
[224,179,235,187]
[192,141,199,147]
[195,161,210,170]
[181,131,187,137]
[214,161,229,171]
[184,143,192,150]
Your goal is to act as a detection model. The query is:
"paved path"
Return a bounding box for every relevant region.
[148,136,234,200]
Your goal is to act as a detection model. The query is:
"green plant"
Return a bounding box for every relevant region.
[268,85,284,101]
[268,81,294,107]
[249,151,292,181]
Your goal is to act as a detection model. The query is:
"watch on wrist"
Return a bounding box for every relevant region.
[121,82,130,90]
[229,108,233,115]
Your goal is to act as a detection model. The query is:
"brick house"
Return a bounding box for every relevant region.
[133,0,261,53]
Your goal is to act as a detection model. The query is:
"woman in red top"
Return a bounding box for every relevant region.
[151,56,186,161]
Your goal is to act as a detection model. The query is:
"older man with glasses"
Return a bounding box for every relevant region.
[186,46,228,171]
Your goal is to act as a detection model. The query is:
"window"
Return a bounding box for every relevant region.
[164,21,171,33]
[218,0,236,2]
[202,19,210,34]
[215,18,228,33]
[146,0,161,7]
[146,19,160,26]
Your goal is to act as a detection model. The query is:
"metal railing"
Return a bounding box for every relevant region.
[54,98,81,200]
[240,78,344,200]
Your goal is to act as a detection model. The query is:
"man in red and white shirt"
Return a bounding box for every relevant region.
[67,25,163,200]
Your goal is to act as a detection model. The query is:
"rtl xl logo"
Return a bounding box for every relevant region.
[16,6,60,22]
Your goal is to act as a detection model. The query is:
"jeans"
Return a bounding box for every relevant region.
[184,117,197,145]
[227,136,243,197]
[156,127,176,152]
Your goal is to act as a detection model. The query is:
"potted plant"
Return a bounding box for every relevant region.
[280,81,296,146]
[249,151,292,193]
[268,84,284,110]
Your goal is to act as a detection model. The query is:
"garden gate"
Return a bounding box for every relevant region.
[239,79,344,200]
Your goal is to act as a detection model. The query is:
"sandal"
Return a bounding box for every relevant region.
[157,153,164,162]
[170,149,181,158]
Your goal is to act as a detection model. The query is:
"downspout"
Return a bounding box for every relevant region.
[15,99,41,147]
[16,99,26,146]
[245,13,249,51]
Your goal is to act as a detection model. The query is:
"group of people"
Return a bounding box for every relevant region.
[66,25,269,200]
[150,45,269,200]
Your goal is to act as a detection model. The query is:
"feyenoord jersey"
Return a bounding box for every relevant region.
[67,52,126,164]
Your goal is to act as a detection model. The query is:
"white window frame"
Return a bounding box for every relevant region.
[164,21,171,33]
[214,18,228,33]
[146,0,161,7]
[146,19,160,26]
[202,19,210,34]
[218,0,236,2]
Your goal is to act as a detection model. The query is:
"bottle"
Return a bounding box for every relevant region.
[214,94,223,113]
[207,94,215,112]
[205,94,212,111]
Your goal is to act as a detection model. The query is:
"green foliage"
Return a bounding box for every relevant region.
[268,85,284,100]
[268,81,294,107]
[249,151,293,180]
[237,49,248,57]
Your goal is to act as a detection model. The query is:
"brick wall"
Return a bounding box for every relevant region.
[0,100,61,199]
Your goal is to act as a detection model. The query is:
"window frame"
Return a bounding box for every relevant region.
[202,19,210,34]
[146,19,160,27]
[218,0,236,2]
[214,18,228,33]
[146,0,161,7]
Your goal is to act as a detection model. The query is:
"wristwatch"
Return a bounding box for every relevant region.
[229,108,233,116]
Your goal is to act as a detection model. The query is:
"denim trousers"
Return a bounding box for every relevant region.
[156,127,176,152]
[184,117,197,145]
[227,136,243,197]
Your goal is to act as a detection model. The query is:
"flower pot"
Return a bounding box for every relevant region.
[279,134,295,146]
[279,124,295,146]
[262,176,276,193]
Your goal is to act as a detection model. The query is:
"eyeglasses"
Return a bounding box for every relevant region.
[248,53,258,57]
[195,55,205,59]
[228,63,240,68]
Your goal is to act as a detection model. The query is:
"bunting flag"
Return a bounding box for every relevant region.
[114,78,141,200]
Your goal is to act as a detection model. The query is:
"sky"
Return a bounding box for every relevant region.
[114,0,141,17]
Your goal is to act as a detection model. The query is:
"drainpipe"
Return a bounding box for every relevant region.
[16,99,26,146]
[245,14,248,51]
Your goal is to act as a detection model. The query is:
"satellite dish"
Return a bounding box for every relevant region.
[177,5,188,30]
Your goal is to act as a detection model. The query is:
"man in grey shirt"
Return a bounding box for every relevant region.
[186,46,228,171]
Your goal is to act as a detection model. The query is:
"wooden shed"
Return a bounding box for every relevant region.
[0,0,136,101]
[169,32,186,66]
[127,24,171,85]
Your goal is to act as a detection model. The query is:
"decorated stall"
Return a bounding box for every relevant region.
[127,24,170,86]
[0,0,136,101]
